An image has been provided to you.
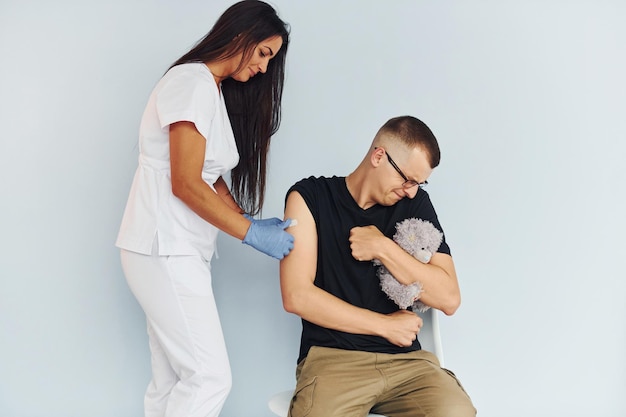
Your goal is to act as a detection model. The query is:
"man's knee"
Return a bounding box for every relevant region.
[431,403,477,417]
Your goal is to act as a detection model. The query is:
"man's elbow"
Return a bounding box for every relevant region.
[440,294,461,316]
[281,293,300,315]
[281,287,306,316]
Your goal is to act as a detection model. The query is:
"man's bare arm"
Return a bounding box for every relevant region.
[349,225,461,315]
[279,191,422,347]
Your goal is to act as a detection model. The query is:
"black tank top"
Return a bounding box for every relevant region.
[288,176,450,363]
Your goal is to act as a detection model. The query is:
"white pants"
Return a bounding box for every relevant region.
[121,248,232,417]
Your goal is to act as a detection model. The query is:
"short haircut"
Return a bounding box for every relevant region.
[374,116,440,168]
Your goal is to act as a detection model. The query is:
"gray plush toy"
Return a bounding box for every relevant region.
[375,218,443,313]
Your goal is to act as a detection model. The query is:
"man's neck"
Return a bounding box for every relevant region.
[345,172,376,210]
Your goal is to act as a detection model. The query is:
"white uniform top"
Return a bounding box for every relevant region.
[116,63,239,258]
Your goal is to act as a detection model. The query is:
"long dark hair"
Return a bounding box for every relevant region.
[170,0,290,214]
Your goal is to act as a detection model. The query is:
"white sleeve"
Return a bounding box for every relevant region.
[155,70,216,140]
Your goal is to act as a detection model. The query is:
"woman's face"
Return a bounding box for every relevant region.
[230,35,283,82]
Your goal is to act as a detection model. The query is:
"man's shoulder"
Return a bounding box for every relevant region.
[287,176,345,208]
[291,175,343,190]
[399,189,433,208]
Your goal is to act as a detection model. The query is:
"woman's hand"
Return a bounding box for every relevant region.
[243,213,284,227]
[243,219,294,259]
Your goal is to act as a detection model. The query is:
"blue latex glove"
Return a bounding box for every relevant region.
[242,218,294,259]
[243,213,284,227]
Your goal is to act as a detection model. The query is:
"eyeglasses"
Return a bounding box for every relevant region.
[378,147,428,189]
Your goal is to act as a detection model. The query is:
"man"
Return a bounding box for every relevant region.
[280,116,476,417]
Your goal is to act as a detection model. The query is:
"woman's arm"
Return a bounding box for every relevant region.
[214,176,244,214]
[169,121,250,240]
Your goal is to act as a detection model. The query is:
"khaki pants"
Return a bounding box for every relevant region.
[289,346,476,417]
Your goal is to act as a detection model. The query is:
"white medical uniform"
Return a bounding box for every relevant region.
[116,63,239,417]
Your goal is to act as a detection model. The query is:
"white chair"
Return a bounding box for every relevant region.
[268,308,445,417]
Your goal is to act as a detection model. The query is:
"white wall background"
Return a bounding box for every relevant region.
[1,0,625,416]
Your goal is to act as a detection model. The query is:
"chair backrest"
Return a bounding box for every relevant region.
[417,308,445,367]
[268,308,445,417]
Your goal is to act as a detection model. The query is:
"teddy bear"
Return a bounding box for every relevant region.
[375,218,443,313]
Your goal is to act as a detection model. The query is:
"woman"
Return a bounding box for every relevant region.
[115,1,292,416]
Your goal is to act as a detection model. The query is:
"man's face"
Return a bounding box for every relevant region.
[377,146,432,206]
